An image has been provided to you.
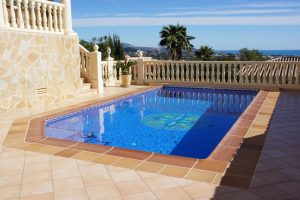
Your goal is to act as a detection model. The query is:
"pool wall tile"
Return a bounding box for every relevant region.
[147,153,198,168]
[159,165,190,178]
[135,161,165,173]
[112,158,142,169]
[38,138,77,148]
[55,149,81,157]
[106,147,152,160]
[194,160,229,173]
[70,143,112,154]
[92,155,122,165]
[185,169,217,183]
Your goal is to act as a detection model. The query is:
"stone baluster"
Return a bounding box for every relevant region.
[167,63,170,81]
[288,63,293,85]
[29,0,36,30]
[251,63,255,84]
[258,63,263,84]
[8,0,16,27]
[206,64,210,82]
[196,63,200,82]
[53,5,58,31]
[245,63,249,84]
[47,4,52,31]
[190,63,194,82]
[23,0,30,29]
[149,64,152,80]
[161,63,165,81]
[200,64,204,82]
[274,63,279,85]
[216,63,220,83]
[263,64,267,84]
[185,63,189,82]
[228,64,232,83]
[283,63,288,85]
[172,63,175,81]
[165,63,169,81]
[58,6,63,32]
[157,63,162,81]
[0,0,9,27]
[16,0,23,28]
[176,63,179,81]
[233,64,237,83]
[269,63,274,85]
[153,64,156,81]
[42,3,47,31]
[240,64,244,83]
[211,63,215,83]
[35,2,41,30]
[222,63,226,83]
[144,64,147,80]
[180,62,184,81]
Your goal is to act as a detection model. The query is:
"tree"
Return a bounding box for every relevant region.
[79,39,94,52]
[159,24,195,60]
[79,34,125,60]
[239,48,265,61]
[195,45,215,61]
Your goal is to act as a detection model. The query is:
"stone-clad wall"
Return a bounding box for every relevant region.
[0,30,81,113]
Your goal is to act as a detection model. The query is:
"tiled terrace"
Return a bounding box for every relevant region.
[0,87,299,200]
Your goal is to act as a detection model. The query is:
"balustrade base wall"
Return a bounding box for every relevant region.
[0,29,81,113]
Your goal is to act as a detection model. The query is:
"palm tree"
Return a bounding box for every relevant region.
[159,24,195,60]
[195,45,215,61]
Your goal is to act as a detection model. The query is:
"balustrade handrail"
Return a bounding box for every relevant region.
[139,60,300,89]
[79,44,91,55]
[144,60,300,64]
[0,0,72,34]
[34,0,65,7]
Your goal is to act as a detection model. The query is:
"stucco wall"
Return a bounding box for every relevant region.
[0,30,81,113]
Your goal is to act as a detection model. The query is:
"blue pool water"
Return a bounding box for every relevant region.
[45,86,257,159]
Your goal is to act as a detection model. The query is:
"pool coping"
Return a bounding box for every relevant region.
[2,85,280,188]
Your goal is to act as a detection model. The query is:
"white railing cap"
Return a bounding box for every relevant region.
[34,0,65,7]
[79,44,91,54]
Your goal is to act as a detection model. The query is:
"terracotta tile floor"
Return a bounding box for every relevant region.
[0,87,299,200]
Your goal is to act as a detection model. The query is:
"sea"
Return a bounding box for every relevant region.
[216,50,300,56]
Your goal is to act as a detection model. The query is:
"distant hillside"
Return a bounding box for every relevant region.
[121,43,164,52]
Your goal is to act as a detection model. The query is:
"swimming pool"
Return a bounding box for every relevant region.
[45,86,257,159]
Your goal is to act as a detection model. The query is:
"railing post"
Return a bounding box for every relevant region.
[60,0,73,34]
[137,58,144,85]
[106,48,115,86]
[91,45,104,94]
[0,0,5,27]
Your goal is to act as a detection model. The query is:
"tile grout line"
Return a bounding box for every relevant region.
[49,152,56,199]
[18,150,27,199]
[133,152,154,170]
[75,158,92,200]
[183,159,199,179]
[135,168,163,200]
[102,164,126,200]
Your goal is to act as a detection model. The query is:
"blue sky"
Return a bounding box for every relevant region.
[71,0,300,50]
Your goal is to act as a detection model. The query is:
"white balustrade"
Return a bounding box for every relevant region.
[79,44,104,94]
[0,0,67,33]
[139,61,300,89]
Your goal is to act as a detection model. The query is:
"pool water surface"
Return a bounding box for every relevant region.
[45,86,257,159]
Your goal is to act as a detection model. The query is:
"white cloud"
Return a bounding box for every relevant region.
[154,9,297,17]
[167,2,300,10]
[73,15,300,27]
[231,2,300,8]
